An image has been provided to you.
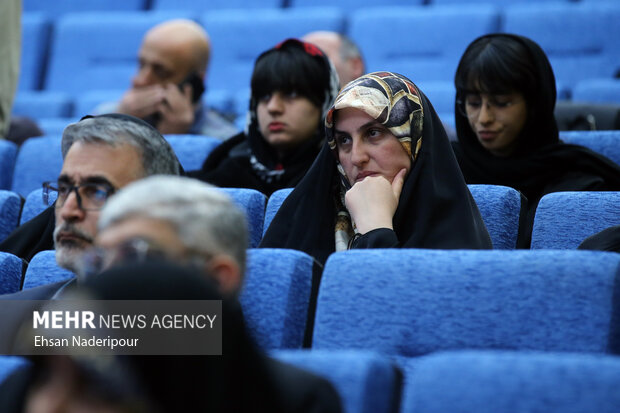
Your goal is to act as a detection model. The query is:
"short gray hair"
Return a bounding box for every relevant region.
[61,115,180,176]
[339,34,363,62]
[98,175,248,277]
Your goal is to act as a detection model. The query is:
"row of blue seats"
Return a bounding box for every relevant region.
[18,2,620,96]
[14,78,620,125]
[2,248,619,355]
[2,130,620,197]
[2,348,619,413]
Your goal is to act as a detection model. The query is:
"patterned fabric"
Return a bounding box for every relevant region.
[324,72,425,250]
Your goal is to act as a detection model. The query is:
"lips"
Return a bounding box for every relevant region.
[268,122,285,132]
[355,171,379,183]
[56,231,91,246]
[477,130,499,141]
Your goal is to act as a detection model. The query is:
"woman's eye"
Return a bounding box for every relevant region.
[466,100,482,108]
[259,93,272,102]
[336,135,351,147]
[492,98,512,108]
[285,91,299,99]
[368,128,382,138]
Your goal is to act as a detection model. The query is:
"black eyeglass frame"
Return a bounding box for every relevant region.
[42,181,115,211]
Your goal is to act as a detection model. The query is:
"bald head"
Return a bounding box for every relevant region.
[302,31,365,87]
[133,19,211,88]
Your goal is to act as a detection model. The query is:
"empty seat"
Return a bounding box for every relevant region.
[415,81,455,115]
[241,248,313,349]
[0,191,22,243]
[152,0,283,11]
[572,79,620,106]
[503,3,613,86]
[20,188,55,225]
[273,349,402,413]
[348,5,500,83]
[12,91,73,119]
[313,249,620,357]
[0,252,23,294]
[36,118,77,136]
[45,12,192,93]
[201,8,345,94]
[219,188,266,248]
[560,130,620,166]
[22,250,75,290]
[263,187,294,236]
[73,89,125,118]
[0,140,18,190]
[531,191,620,249]
[401,350,620,413]
[468,184,522,249]
[290,0,423,11]
[11,135,62,197]
[19,13,51,91]
[164,134,222,172]
[24,0,148,18]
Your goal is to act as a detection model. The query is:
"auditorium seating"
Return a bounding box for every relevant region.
[272,349,402,413]
[11,135,63,197]
[572,79,620,105]
[241,248,313,349]
[263,187,294,236]
[560,130,620,166]
[24,0,148,18]
[20,188,55,225]
[20,13,51,91]
[290,0,423,11]
[0,252,24,295]
[22,250,75,290]
[0,191,22,243]
[313,249,620,358]
[12,91,73,119]
[152,0,283,11]
[219,188,266,248]
[531,191,620,249]
[164,134,223,172]
[468,184,521,249]
[400,350,620,413]
[0,356,29,385]
[0,140,18,190]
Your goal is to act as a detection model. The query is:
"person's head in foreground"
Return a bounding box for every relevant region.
[261,71,492,265]
[454,33,558,158]
[302,31,365,88]
[49,114,180,274]
[89,175,247,297]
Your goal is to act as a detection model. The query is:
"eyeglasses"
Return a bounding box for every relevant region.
[457,93,523,119]
[42,181,115,211]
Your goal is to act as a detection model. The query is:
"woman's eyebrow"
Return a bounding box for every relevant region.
[334,120,381,136]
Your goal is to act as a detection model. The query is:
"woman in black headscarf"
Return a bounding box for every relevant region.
[188,38,339,196]
[261,71,492,267]
[451,33,620,248]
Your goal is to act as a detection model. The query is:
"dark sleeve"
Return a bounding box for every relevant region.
[578,225,620,253]
[350,228,400,249]
[0,365,32,413]
[0,206,55,263]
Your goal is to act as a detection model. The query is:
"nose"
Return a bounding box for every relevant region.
[477,98,494,125]
[58,190,86,223]
[350,138,369,167]
[266,93,284,114]
[132,66,153,88]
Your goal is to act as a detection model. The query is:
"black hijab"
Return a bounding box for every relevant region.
[452,34,620,246]
[188,39,339,196]
[261,72,492,266]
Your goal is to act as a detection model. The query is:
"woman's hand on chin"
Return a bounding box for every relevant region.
[345,168,407,234]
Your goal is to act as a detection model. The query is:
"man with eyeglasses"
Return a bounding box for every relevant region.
[0,114,181,284]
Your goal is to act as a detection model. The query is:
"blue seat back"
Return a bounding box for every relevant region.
[468,184,521,249]
[272,349,401,413]
[12,91,73,119]
[22,250,75,290]
[19,13,51,91]
[164,134,222,172]
[313,249,620,356]
[20,189,55,226]
[219,188,266,248]
[0,140,18,190]
[152,0,283,11]
[24,0,147,17]
[560,130,620,166]
[0,191,22,243]
[263,187,294,236]
[0,252,23,295]
[0,356,29,385]
[241,249,313,349]
[12,135,62,197]
[572,79,620,106]
[401,351,620,413]
[531,191,620,249]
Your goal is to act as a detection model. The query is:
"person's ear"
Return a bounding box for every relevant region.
[351,57,365,80]
[205,255,242,296]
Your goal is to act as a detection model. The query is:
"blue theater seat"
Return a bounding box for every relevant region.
[20,189,55,226]
[272,349,401,413]
[401,351,620,413]
[263,187,294,236]
[36,118,76,136]
[11,135,63,197]
[164,134,222,172]
[0,252,23,294]
[0,140,18,190]
[313,249,620,358]
[24,0,148,18]
[290,0,423,11]
[531,191,620,249]
[560,130,620,166]
[201,8,345,95]
[22,250,75,290]
[0,356,29,385]
[12,91,73,119]
[348,5,500,83]
[19,13,51,91]
[572,79,620,106]
[241,248,313,349]
[219,188,266,248]
[0,191,22,243]
[152,0,283,11]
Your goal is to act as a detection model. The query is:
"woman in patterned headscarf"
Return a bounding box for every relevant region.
[188,38,339,196]
[261,72,492,266]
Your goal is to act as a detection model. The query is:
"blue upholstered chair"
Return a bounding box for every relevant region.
[531,191,620,249]
[0,356,29,385]
[241,249,313,349]
[0,252,23,295]
[468,184,522,249]
[164,135,222,172]
[560,130,620,167]
[19,13,51,91]
[20,188,55,225]
[290,0,423,11]
[572,79,620,106]
[263,187,294,236]
[272,349,401,413]
[313,249,620,357]
[24,0,147,18]
[401,350,620,413]
[22,250,75,290]
[36,118,77,136]
[0,140,18,190]
[12,91,73,119]
[11,135,62,197]
[152,0,283,11]
[219,188,266,248]
[349,5,500,83]
[0,191,22,243]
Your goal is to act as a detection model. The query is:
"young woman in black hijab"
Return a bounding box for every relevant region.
[188,38,339,196]
[261,72,492,267]
[452,33,620,248]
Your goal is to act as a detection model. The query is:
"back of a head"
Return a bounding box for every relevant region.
[61,114,181,176]
[98,175,248,278]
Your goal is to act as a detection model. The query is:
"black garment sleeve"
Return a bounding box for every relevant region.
[350,228,400,249]
[0,206,55,263]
